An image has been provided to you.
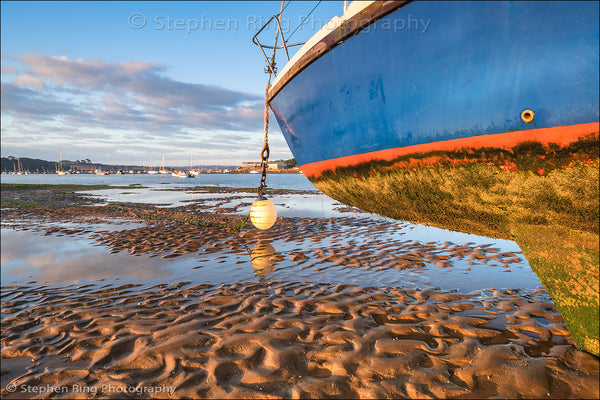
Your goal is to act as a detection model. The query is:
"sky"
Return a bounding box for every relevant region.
[1,1,343,166]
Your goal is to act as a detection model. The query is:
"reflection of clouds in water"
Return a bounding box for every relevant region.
[1,230,171,285]
[25,253,55,268]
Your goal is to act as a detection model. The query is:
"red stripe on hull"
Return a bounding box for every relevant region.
[301,122,600,178]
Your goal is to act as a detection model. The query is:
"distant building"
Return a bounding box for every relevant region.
[240,161,289,171]
[267,162,288,170]
[241,162,261,170]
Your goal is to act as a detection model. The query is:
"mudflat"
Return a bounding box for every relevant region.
[1,184,598,399]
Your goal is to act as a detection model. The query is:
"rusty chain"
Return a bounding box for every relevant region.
[258,95,270,196]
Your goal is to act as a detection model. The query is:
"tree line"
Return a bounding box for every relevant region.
[1,156,298,173]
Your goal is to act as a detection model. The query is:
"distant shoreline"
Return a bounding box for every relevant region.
[1,169,303,175]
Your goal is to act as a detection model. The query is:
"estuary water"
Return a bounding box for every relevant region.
[1,173,543,294]
[0,171,317,191]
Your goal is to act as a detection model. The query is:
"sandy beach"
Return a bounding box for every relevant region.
[1,185,599,399]
[3,281,599,399]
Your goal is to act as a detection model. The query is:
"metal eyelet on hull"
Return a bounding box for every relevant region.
[521,109,535,124]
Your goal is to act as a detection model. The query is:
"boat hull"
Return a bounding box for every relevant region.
[268,1,599,355]
[270,1,598,177]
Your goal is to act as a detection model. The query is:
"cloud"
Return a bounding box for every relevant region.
[1,54,265,151]
[1,83,90,120]
[1,65,18,74]
[12,54,263,122]
[13,74,45,90]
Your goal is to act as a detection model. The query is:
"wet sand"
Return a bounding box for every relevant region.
[1,186,599,398]
[2,282,598,399]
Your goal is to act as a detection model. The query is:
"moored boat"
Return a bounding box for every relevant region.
[266,1,599,180]
[256,1,599,354]
[56,152,70,175]
[171,170,194,178]
[158,155,169,174]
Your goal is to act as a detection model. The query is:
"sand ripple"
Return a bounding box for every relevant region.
[2,282,598,399]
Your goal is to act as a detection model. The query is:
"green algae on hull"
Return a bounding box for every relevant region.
[311,158,599,356]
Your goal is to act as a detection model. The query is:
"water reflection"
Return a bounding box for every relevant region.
[1,217,545,293]
[250,241,279,280]
[1,229,175,285]
[1,181,549,293]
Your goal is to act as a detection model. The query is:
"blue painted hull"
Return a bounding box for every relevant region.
[269,1,599,175]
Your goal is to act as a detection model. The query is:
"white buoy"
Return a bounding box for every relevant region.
[250,196,277,230]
